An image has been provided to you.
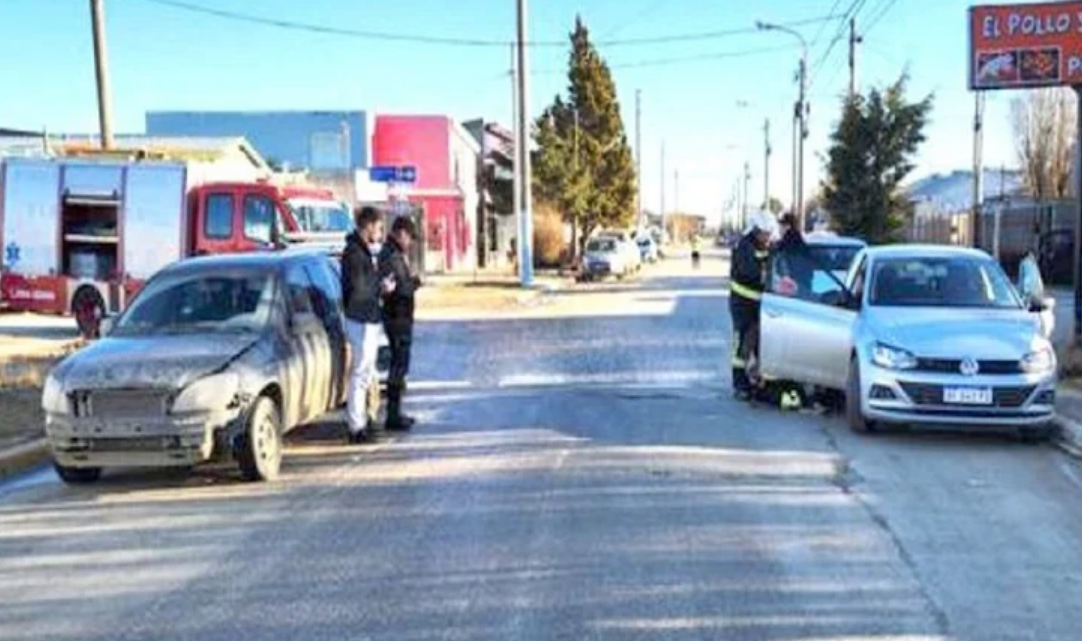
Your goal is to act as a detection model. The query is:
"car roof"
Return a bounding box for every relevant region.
[162,250,326,277]
[863,244,991,260]
[803,233,866,247]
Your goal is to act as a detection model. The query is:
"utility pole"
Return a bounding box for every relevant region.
[514,0,533,287]
[660,142,666,216]
[972,92,985,249]
[848,17,862,99]
[796,55,808,228]
[743,161,751,226]
[635,89,643,229]
[510,45,522,271]
[763,118,771,208]
[89,0,114,150]
[674,168,680,213]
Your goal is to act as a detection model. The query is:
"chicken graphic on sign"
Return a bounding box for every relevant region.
[977,51,1019,85]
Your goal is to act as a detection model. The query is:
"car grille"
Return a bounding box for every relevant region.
[898,382,1035,408]
[77,390,169,418]
[914,358,1021,375]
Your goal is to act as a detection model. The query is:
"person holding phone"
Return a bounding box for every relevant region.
[378,216,422,431]
[341,206,395,444]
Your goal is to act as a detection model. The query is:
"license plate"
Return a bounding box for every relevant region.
[943,387,993,405]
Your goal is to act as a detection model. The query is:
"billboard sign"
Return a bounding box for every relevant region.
[970,2,1082,90]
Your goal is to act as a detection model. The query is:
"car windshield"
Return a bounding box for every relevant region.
[807,244,862,273]
[870,256,1021,308]
[113,271,277,335]
[587,239,617,252]
[288,199,354,233]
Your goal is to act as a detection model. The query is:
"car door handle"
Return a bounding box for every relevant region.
[765,309,783,319]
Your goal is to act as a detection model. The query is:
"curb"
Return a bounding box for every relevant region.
[1053,414,1082,458]
[0,438,49,480]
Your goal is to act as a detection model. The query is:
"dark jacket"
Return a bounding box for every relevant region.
[341,231,381,324]
[378,237,422,332]
[729,232,768,326]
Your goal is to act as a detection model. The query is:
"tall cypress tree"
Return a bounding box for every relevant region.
[533,17,637,255]
[822,75,932,243]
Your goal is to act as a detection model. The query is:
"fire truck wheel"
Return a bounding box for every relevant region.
[72,287,106,340]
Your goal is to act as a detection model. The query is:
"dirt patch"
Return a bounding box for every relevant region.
[0,387,44,451]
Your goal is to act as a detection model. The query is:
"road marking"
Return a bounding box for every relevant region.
[497,370,718,388]
[407,380,474,391]
[1059,459,1082,492]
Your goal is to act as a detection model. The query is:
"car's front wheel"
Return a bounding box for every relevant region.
[846,358,873,434]
[54,462,102,485]
[236,397,283,482]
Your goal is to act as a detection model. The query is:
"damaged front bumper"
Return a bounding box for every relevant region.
[45,408,244,469]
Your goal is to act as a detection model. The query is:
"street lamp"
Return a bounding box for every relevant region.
[756,20,808,229]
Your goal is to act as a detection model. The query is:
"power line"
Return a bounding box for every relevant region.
[809,0,869,89]
[137,0,837,49]
[532,44,798,74]
[809,0,845,49]
[864,0,901,35]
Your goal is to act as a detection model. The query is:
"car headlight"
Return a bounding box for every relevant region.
[871,343,918,370]
[41,374,69,415]
[170,372,240,414]
[1021,348,1055,374]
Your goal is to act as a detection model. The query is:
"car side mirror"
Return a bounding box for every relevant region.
[1029,295,1054,313]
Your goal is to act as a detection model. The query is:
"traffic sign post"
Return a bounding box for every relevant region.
[370,165,418,184]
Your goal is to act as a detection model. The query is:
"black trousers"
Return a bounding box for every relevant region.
[730,297,760,394]
[386,325,413,420]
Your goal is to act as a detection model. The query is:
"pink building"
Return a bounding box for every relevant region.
[372,115,480,273]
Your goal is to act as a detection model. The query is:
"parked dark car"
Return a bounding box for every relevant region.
[42,250,362,484]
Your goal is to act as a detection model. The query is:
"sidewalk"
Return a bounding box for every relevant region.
[1054,386,1082,456]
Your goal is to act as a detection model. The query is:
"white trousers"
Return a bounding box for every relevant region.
[346,320,381,433]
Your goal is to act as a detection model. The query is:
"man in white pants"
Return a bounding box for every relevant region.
[340,206,394,443]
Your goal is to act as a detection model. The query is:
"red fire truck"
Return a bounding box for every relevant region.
[0,154,353,337]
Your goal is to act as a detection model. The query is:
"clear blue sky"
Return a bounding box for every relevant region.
[0,0,1015,223]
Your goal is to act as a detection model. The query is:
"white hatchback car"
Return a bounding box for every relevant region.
[760,245,1057,439]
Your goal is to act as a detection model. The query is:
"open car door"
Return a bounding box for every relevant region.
[760,248,859,389]
[1017,253,1055,339]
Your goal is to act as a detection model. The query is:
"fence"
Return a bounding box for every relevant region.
[904,199,1078,284]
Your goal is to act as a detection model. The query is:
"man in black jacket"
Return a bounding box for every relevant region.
[378,216,422,431]
[342,206,394,444]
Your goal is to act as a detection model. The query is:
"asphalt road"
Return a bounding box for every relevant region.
[3,250,1082,641]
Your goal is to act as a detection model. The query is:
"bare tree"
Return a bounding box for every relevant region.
[1011,88,1076,200]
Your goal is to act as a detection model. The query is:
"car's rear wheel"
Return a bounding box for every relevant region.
[54,462,102,485]
[236,397,282,482]
[846,358,873,434]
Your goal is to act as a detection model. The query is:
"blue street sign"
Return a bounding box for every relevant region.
[4,242,20,267]
[370,165,417,183]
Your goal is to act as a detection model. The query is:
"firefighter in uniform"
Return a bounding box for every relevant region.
[729,210,776,400]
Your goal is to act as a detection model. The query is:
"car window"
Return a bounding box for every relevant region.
[771,249,845,304]
[114,270,275,335]
[204,193,234,240]
[305,260,343,331]
[284,264,315,315]
[587,239,616,252]
[870,256,1021,308]
[244,195,276,244]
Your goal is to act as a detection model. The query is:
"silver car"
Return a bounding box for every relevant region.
[42,251,376,484]
[760,245,1056,438]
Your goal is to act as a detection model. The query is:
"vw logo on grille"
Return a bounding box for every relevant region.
[960,358,980,376]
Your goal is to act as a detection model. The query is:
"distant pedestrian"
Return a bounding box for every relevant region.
[379,216,422,431]
[341,206,395,444]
